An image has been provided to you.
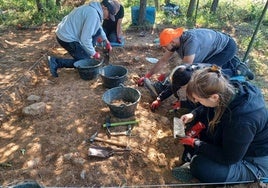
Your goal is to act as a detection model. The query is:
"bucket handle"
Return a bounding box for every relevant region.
[118,103,127,108]
[100,57,105,65]
[100,64,113,70]
[119,83,125,88]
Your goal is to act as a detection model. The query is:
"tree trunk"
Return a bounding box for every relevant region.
[138,0,147,25]
[45,0,49,7]
[165,0,170,4]
[154,0,160,11]
[187,0,196,18]
[56,0,61,6]
[35,0,44,12]
[210,0,219,13]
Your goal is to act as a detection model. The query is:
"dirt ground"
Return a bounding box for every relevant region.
[0,27,264,187]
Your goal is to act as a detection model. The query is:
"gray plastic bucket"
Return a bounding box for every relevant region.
[102,85,141,118]
[100,65,128,88]
[74,59,103,80]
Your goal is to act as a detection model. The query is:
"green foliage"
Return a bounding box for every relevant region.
[1,0,266,29]
[0,0,72,26]
[1,0,267,27]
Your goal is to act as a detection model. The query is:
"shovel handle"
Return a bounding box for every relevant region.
[94,137,128,147]
[103,120,138,127]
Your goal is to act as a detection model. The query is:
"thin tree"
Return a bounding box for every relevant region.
[165,0,170,4]
[154,0,160,11]
[56,0,61,6]
[138,0,147,25]
[35,0,44,12]
[187,0,196,18]
[210,0,219,13]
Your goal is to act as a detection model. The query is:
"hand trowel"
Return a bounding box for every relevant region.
[88,146,131,158]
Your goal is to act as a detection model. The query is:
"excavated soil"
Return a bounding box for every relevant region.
[0,27,263,187]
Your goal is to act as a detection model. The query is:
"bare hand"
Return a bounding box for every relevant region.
[180,113,194,124]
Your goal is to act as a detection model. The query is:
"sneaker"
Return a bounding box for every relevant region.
[182,151,193,163]
[48,56,58,77]
[236,62,255,80]
[181,145,195,163]
[144,78,165,98]
[172,162,195,182]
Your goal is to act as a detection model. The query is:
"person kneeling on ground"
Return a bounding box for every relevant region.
[172,65,268,183]
[102,0,124,45]
[137,27,254,86]
[144,63,246,112]
[47,1,116,77]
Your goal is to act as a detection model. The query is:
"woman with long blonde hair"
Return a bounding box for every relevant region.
[174,65,268,183]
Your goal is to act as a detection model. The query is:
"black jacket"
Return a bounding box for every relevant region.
[193,81,268,165]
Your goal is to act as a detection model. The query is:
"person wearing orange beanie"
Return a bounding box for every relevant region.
[137,28,254,86]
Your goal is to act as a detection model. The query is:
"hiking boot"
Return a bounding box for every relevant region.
[172,162,195,182]
[236,62,255,80]
[48,56,59,77]
[144,78,165,98]
[182,151,193,163]
[181,145,195,163]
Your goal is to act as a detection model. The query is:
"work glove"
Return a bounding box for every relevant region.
[186,122,206,138]
[179,137,200,148]
[137,73,152,86]
[117,37,122,44]
[97,37,103,43]
[157,74,166,82]
[150,99,161,111]
[93,52,100,59]
[172,101,181,110]
[105,41,112,52]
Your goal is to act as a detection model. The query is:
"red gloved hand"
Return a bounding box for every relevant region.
[137,73,151,86]
[186,122,206,138]
[173,101,181,110]
[179,137,197,147]
[97,37,102,43]
[93,52,100,59]
[105,41,112,52]
[157,74,166,82]
[117,37,122,44]
[150,99,161,111]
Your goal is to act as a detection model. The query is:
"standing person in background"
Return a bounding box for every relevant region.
[137,27,254,86]
[102,0,124,44]
[48,1,116,77]
[173,65,268,183]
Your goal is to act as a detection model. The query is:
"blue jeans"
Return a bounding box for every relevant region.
[106,31,117,43]
[190,154,268,183]
[203,37,238,77]
[53,29,101,68]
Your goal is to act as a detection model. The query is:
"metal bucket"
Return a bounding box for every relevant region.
[100,65,128,88]
[74,59,103,80]
[102,85,141,118]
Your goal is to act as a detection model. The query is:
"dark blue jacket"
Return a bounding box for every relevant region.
[193,81,268,165]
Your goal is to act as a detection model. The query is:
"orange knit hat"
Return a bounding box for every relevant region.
[159,28,184,47]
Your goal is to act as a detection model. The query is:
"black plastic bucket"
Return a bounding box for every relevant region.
[74,59,103,80]
[102,85,141,118]
[100,65,128,88]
